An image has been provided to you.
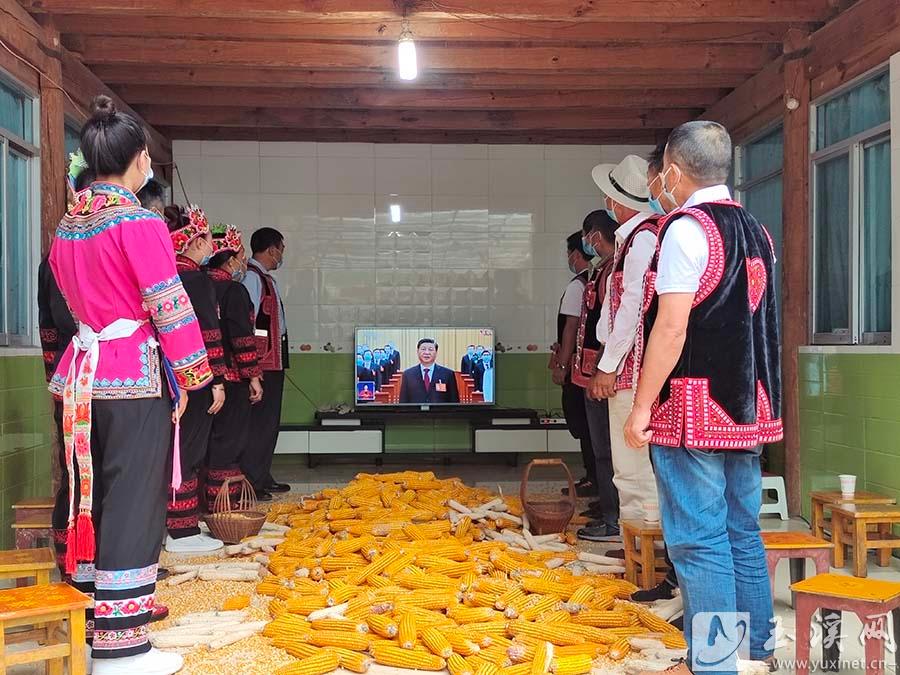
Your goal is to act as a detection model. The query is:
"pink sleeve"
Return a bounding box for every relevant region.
[122,214,213,390]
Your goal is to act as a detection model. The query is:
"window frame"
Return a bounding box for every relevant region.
[0,70,40,348]
[810,63,891,346]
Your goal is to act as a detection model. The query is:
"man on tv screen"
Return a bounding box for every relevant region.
[399,338,460,404]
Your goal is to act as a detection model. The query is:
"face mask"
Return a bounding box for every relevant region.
[137,154,153,192]
[231,263,246,282]
[648,196,667,216]
[356,356,364,366]
[467,348,475,357]
[605,206,618,224]
[568,261,578,275]
[661,166,681,210]
[582,236,597,258]
[272,248,284,270]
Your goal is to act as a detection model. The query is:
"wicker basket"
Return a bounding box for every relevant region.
[520,458,576,535]
[204,475,267,544]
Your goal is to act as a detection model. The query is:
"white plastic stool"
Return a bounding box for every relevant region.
[760,474,789,520]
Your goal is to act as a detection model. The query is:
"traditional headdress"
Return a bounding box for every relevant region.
[210,223,244,254]
[169,205,210,255]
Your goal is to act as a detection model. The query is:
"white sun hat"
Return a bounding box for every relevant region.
[591,154,652,213]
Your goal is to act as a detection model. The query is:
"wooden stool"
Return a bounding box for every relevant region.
[810,490,895,540]
[761,531,832,608]
[0,548,56,586]
[620,519,667,589]
[12,512,52,550]
[0,582,91,674]
[793,573,900,675]
[12,497,54,524]
[831,504,900,578]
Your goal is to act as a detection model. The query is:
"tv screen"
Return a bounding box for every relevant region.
[355,328,495,406]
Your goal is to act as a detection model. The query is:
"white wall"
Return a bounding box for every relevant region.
[172,140,651,353]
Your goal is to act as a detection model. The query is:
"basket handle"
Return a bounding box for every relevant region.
[520,458,576,509]
[213,474,258,513]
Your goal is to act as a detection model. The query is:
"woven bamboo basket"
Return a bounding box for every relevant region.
[204,475,266,544]
[520,458,576,535]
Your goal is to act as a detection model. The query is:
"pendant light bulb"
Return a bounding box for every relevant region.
[398,20,418,81]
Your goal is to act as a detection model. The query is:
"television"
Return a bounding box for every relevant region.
[355,327,495,407]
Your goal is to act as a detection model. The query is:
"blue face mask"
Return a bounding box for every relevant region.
[200,253,211,266]
[356,356,364,367]
[605,207,618,224]
[648,196,667,216]
[582,237,597,258]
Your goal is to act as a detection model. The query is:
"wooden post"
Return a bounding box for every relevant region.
[36,19,67,253]
[781,29,811,517]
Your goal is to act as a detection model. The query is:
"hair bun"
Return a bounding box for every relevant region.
[89,95,117,121]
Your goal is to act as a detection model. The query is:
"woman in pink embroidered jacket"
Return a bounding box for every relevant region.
[48,95,211,675]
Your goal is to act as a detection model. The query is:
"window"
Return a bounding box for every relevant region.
[64,120,80,157]
[812,69,891,344]
[0,75,38,346]
[735,126,784,304]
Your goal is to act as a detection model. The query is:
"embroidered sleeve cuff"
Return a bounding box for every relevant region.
[174,356,214,390]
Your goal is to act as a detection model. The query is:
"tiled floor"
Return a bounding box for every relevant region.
[6,458,900,674]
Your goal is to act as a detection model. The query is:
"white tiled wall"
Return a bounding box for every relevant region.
[172,141,651,352]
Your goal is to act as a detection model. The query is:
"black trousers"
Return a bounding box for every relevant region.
[52,393,171,659]
[207,381,251,505]
[242,369,285,490]
[561,381,595,483]
[584,396,618,527]
[166,387,213,539]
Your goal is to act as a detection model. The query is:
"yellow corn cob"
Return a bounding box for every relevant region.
[383,552,417,577]
[507,620,585,646]
[587,593,616,611]
[567,585,594,608]
[398,611,417,649]
[393,591,459,611]
[264,613,313,638]
[370,644,446,671]
[661,633,688,649]
[518,596,559,622]
[553,644,605,659]
[475,662,501,675]
[448,653,476,675]
[441,630,481,656]
[563,625,616,644]
[332,647,373,673]
[606,626,646,637]
[607,637,631,660]
[366,614,398,638]
[221,594,251,611]
[636,608,681,634]
[456,516,472,537]
[305,629,371,651]
[346,548,402,584]
[550,654,593,675]
[545,609,572,623]
[395,572,459,591]
[269,599,288,618]
[520,577,574,600]
[461,571,479,591]
[530,641,553,675]
[571,610,632,628]
[285,595,329,615]
[449,606,502,624]
[420,627,454,658]
[498,664,532,675]
[271,638,321,660]
[274,649,339,675]
[496,586,526,611]
[479,644,513,668]
[310,618,368,633]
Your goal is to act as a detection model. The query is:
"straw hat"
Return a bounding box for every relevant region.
[591,155,651,213]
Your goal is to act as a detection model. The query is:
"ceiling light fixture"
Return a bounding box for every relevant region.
[390,203,402,223]
[398,18,418,81]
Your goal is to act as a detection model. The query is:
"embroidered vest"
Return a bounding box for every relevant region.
[208,268,262,383]
[557,270,589,344]
[572,257,613,389]
[608,216,660,391]
[642,201,783,450]
[246,264,287,371]
[176,256,226,383]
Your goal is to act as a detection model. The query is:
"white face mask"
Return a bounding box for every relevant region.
[137,151,153,192]
[660,165,682,210]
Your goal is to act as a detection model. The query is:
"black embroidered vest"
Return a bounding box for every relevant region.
[557,270,589,343]
[642,201,783,449]
[572,258,613,389]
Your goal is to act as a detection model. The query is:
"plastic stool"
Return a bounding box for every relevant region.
[760,474,788,520]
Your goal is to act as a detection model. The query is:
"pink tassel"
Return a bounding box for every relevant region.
[65,527,77,575]
[75,512,95,562]
[171,418,182,493]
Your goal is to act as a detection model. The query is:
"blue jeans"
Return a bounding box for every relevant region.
[651,445,774,674]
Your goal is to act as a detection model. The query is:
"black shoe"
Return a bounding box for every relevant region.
[604,548,625,560]
[577,524,621,542]
[266,481,291,493]
[562,479,598,498]
[156,567,170,582]
[631,580,676,603]
[256,490,273,502]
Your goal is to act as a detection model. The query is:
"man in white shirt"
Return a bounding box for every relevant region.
[626,121,779,675]
[583,155,660,533]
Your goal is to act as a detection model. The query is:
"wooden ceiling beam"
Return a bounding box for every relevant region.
[159,126,666,145]
[19,0,837,23]
[71,37,777,73]
[91,65,750,90]
[114,85,725,110]
[136,106,696,131]
[52,14,808,43]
